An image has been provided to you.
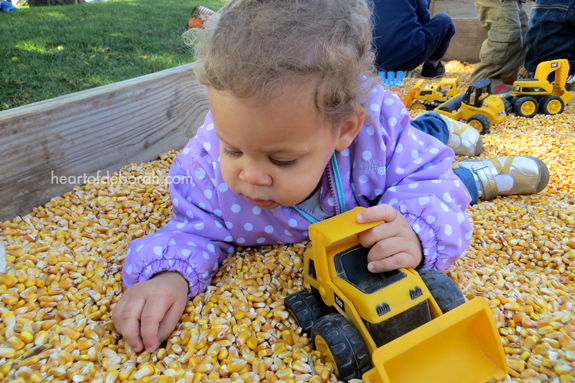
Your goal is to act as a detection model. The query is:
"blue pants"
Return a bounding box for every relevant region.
[525,0,575,75]
[411,113,479,204]
[374,13,456,71]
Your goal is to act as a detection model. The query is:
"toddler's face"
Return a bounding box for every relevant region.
[209,80,360,210]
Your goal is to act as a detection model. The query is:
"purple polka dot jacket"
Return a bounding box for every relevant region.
[122,85,473,298]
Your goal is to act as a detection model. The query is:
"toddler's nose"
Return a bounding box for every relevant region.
[239,166,272,186]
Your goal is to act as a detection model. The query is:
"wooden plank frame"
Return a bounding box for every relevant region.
[443,18,488,64]
[0,63,209,222]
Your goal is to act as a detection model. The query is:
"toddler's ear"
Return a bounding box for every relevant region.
[335,107,366,151]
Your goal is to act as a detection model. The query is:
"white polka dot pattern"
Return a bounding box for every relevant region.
[122,88,474,299]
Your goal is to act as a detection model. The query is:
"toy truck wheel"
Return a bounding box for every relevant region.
[466,114,491,135]
[284,291,329,336]
[411,102,427,112]
[514,97,539,118]
[540,95,565,115]
[311,313,371,382]
[503,98,513,115]
[418,269,465,313]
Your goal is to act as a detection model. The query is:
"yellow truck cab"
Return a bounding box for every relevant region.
[285,207,507,383]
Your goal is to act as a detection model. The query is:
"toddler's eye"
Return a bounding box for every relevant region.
[223,147,242,157]
[270,157,297,167]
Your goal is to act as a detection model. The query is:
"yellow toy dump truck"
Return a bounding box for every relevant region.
[285,207,507,383]
[403,77,460,111]
[433,79,507,135]
[504,59,573,118]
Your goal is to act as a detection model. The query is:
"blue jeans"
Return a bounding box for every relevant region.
[374,13,455,71]
[525,0,575,75]
[411,113,479,204]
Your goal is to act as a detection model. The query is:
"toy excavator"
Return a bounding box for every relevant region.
[285,207,507,383]
[403,77,460,111]
[504,59,573,118]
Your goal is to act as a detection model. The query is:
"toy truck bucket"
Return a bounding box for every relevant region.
[403,79,425,109]
[362,297,507,383]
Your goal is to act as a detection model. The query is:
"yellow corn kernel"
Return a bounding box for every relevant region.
[0,347,15,358]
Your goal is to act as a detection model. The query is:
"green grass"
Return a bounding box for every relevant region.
[1,0,226,111]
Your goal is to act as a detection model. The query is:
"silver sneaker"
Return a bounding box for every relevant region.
[456,155,549,200]
[438,114,483,157]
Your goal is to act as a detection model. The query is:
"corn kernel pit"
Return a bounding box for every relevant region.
[1,61,575,383]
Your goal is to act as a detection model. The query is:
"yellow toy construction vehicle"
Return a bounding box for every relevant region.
[285,207,507,383]
[403,77,460,111]
[505,59,573,118]
[433,79,507,135]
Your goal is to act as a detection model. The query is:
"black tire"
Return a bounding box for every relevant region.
[502,97,513,115]
[466,113,491,135]
[310,286,338,315]
[284,291,329,336]
[540,95,565,115]
[418,269,465,314]
[514,97,539,118]
[311,314,371,382]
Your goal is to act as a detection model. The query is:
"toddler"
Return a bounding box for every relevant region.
[112,0,545,354]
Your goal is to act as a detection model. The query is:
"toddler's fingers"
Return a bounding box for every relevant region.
[366,237,404,264]
[367,252,413,273]
[141,297,173,352]
[358,222,401,249]
[157,297,187,347]
[356,204,397,224]
[116,298,145,353]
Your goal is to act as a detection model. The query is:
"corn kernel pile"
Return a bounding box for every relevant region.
[1,61,575,383]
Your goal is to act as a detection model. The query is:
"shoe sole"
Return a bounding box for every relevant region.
[474,135,483,157]
[533,157,550,193]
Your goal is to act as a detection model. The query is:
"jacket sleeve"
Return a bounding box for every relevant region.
[376,94,473,271]
[122,131,234,299]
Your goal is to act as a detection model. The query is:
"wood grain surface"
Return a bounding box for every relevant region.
[0,63,209,221]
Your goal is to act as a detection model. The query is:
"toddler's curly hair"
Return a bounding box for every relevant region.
[188,0,379,127]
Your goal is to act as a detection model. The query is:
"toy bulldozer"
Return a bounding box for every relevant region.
[504,59,573,118]
[433,79,507,135]
[403,77,460,112]
[285,207,507,383]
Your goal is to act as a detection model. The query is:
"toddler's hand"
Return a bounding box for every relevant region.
[113,271,188,353]
[356,204,423,272]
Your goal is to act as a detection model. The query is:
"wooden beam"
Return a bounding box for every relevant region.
[442,18,487,64]
[0,63,209,222]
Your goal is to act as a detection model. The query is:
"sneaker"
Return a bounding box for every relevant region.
[421,61,445,79]
[456,155,549,201]
[437,114,483,156]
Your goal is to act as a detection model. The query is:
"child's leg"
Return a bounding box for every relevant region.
[456,156,549,202]
[375,14,455,72]
[470,0,528,84]
[411,112,481,204]
[396,13,455,71]
[525,0,575,75]
[412,112,483,156]
[425,14,456,63]
[411,112,450,144]
[452,167,480,205]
